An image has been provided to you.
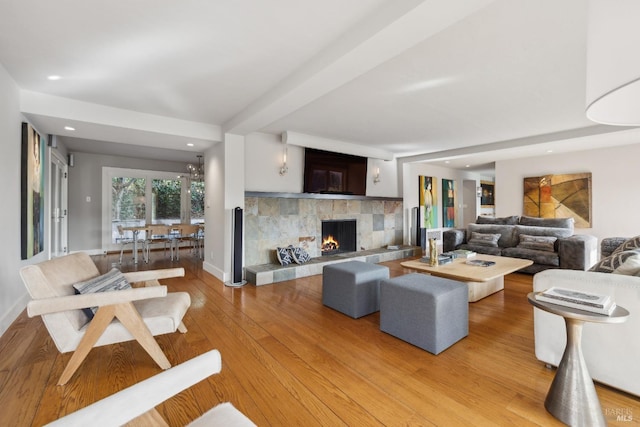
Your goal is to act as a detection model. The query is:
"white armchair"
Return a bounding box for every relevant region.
[20,252,191,385]
[532,269,640,397]
[44,349,256,426]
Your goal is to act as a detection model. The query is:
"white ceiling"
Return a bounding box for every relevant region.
[0,0,637,173]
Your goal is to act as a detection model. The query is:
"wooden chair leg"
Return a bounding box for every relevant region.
[114,302,171,370]
[58,305,117,385]
[178,322,187,333]
[125,408,170,427]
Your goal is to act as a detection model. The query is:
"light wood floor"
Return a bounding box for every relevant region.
[1,251,638,426]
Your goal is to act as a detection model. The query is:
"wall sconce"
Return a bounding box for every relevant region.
[279,144,288,176]
[373,166,380,184]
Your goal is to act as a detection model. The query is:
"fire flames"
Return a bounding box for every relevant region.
[322,235,339,252]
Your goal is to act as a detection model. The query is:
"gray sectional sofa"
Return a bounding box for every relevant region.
[442,215,597,273]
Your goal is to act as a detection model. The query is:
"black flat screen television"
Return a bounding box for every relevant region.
[303,148,367,195]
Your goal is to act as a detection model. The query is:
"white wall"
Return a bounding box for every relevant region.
[0,65,49,336]
[202,134,245,283]
[244,132,304,193]
[366,157,398,197]
[203,142,226,280]
[401,161,491,244]
[67,152,190,252]
[496,142,640,244]
[244,132,400,197]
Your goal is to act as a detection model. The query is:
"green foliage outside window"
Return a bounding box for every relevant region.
[191,181,205,220]
[112,177,146,221]
[112,176,205,223]
[153,179,181,220]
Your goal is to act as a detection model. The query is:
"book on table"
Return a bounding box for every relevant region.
[465,259,495,267]
[438,254,453,265]
[452,249,476,258]
[442,250,477,259]
[419,254,454,265]
[536,287,616,315]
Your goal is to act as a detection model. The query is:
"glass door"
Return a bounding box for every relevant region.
[111,176,147,245]
[103,168,195,252]
[190,180,205,224]
[49,150,68,258]
[152,178,183,225]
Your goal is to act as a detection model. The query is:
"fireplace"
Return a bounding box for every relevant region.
[321,219,356,255]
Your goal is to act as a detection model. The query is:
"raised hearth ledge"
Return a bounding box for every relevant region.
[245,245,419,286]
[245,191,402,201]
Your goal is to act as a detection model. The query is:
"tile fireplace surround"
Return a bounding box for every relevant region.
[244,193,405,267]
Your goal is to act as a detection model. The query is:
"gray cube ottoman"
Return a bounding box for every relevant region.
[322,261,390,318]
[380,273,468,354]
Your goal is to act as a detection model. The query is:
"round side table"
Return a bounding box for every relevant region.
[528,292,629,427]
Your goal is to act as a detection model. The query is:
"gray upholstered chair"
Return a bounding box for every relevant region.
[20,252,190,385]
[44,349,256,426]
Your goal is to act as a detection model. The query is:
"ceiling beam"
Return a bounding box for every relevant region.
[20,90,222,146]
[398,124,638,163]
[222,0,496,136]
[283,131,394,160]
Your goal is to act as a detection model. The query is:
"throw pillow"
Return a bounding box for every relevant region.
[290,247,311,264]
[517,234,557,252]
[276,247,293,266]
[73,268,132,320]
[613,253,640,276]
[589,249,640,274]
[468,232,501,247]
[612,235,640,255]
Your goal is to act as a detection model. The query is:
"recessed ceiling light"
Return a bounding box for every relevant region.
[48,75,61,81]
[187,143,194,147]
[547,150,553,153]
[445,160,450,164]
[465,164,471,168]
[64,126,75,131]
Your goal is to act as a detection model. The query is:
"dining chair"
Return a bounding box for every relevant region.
[172,224,201,260]
[167,225,183,260]
[145,224,173,261]
[116,225,147,264]
[44,349,256,426]
[196,223,205,259]
[20,252,190,385]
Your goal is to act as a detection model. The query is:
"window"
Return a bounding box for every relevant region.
[190,180,205,224]
[152,178,182,225]
[111,176,146,244]
[103,168,203,251]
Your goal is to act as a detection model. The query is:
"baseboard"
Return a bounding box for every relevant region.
[203,261,227,283]
[69,249,104,256]
[0,292,29,338]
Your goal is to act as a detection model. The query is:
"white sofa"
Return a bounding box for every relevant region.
[532,269,640,397]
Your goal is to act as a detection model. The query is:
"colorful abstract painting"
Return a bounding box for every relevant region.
[442,178,455,227]
[21,122,45,259]
[523,172,592,228]
[419,176,438,229]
